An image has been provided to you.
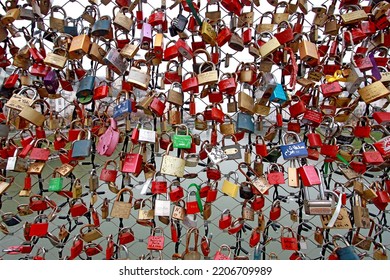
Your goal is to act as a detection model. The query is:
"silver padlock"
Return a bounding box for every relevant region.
[345,63,365,94]
[138,121,156,143]
[303,168,333,215]
[206,145,228,165]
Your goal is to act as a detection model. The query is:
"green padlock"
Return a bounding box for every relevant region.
[172,124,192,149]
[48,171,64,192]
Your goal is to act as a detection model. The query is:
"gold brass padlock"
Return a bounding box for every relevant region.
[201,19,217,46]
[1,8,20,25]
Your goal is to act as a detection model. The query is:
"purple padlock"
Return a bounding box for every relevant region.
[140,22,152,50]
[43,70,59,94]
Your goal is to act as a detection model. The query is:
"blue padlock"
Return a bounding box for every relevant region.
[333,234,360,260]
[237,112,254,133]
[270,83,288,104]
[76,74,95,98]
[113,91,132,120]
[63,17,79,36]
[91,16,111,37]
[280,132,308,160]
[71,130,92,158]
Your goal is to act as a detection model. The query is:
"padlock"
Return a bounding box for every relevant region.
[92,16,112,37]
[280,227,299,251]
[280,132,308,160]
[298,165,321,186]
[269,200,281,221]
[242,200,255,221]
[332,234,360,260]
[221,171,239,198]
[213,244,232,260]
[69,198,88,218]
[71,130,92,158]
[29,215,49,237]
[267,163,285,185]
[303,174,333,215]
[362,143,384,165]
[373,244,388,260]
[48,171,63,192]
[186,186,203,215]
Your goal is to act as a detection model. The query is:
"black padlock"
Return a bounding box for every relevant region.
[172,14,188,33]
[2,213,22,227]
[239,182,254,200]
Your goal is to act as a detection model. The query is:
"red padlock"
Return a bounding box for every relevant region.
[288,96,307,118]
[70,198,88,218]
[219,209,232,230]
[302,108,323,127]
[151,173,168,194]
[307,130,322,148]
[99,160,118,183]
[163,41,179,60]
[254,135,268,157]
[216,22,232,47]
[280,227,299,251]
[149,8,164,26]
[176,39,194,60]
[170,221,178,243]
[4,70,20,88]
[169,180,184,202]
[320,138,339,159]
[149,92,166,117]
[182,72,198,92]
[320,81,342,97]
[250,195,265,211]
[93,81,110,100]
[298,165,321,186]
[121,149,143,174]
[274,21,294,44]
[269,200,281,221]
[206,165,222,181]
[29,195,49,212]
[249,227,261,248]
[206,182,218,203]
[119,227,135,245]
[267,164,285,185]
[186,191,201,215]
[354,116,371,138]
[29,215,49,237]
[68,236,83,260]
[218,73,237,95]
[362,143,384,165]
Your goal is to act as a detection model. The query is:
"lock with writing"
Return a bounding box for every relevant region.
[280,132,308,160]
[172,125,192,149]
[186,184,203,215]
[303,173,333,215]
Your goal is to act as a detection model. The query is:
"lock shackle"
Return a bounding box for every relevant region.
[0,174,14,184]
[281,226,295,238]
[139,197,153,209]
[220,209,231,219]
[226,171,239,183]
[33,214,49,223]
[116,187,133,204]
[34,138,51,148]
[238,162,258,183]
[282,131,301,145]
[217,244,232,255]
[103,160,117,170]
[75,129,91,141]
[267,163,284,174]
[174,124,189,136]
[332,234,350,248]
[151,226,164,236]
